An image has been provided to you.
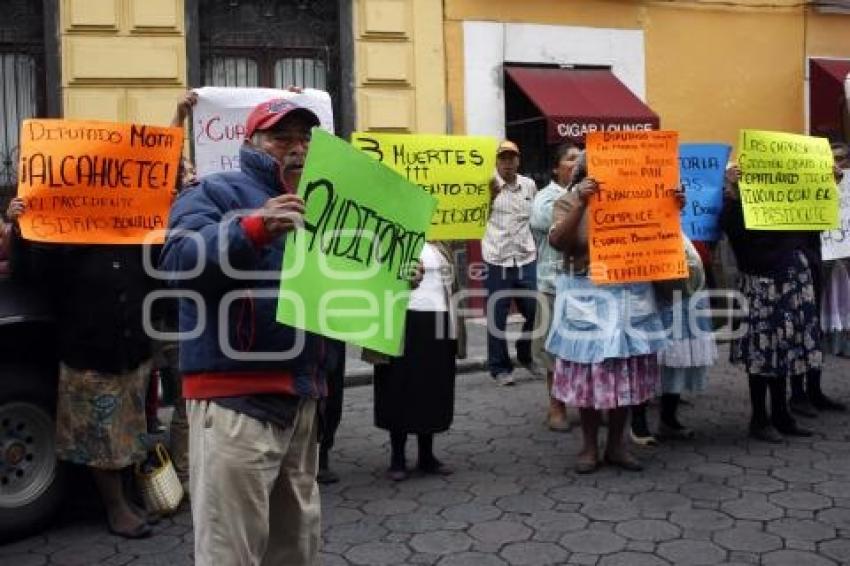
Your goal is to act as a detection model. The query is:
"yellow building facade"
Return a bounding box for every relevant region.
[353,0,446,134]
[443,0,850,150]
[52,0,445,133]
[60,0,187,125]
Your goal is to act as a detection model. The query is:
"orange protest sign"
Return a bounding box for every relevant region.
[16,119,183,244]
[586,130,687,284]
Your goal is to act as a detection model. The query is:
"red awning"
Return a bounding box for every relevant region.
[505,67,660,144]
[809,58,850,141]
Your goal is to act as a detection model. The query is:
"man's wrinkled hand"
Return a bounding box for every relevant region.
[574,178,600,205]
[260,194,305,237]
[173,91,198,127]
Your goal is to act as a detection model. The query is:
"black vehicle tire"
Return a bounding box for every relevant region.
[0,363,66,542]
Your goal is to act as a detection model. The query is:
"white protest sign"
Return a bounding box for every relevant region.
[821,171,850,261]
[192,86,334,176]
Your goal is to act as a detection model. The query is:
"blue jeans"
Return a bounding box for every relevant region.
[485,261,538,376]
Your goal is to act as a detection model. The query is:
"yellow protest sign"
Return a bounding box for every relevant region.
[587,130,687,284]
[17,119,183,244]
[738,130,839,231]
[351,133,498,240]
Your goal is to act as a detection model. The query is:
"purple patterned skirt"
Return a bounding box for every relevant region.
[552,354,660,410]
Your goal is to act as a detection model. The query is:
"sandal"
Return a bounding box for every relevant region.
[574,453,599,475]
[128,502,160,526]
[574,460,599,475]
[108,520,153,539]
[749,424,783,444]
[603,453,644,472]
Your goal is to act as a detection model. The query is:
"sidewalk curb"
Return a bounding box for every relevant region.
[345,357,489,387]
[343,337,734,388]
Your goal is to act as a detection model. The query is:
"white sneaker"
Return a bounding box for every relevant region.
[495,373,516,386]
[520,360,542,378]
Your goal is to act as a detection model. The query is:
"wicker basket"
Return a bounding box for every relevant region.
[135,443,184,516]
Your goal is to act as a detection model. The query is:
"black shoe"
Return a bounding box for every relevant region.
[317,467,340,485]
[658,421,695,440]
[146,418,167,435]
[417,458,453,476]
[774,421,813,437]
[386,467,409,482]
[749,424,783,443]
[789,397,819,418]
[810,394,848,412]
[631,406,658,447]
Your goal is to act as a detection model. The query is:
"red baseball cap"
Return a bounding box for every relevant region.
[244,98,320,139]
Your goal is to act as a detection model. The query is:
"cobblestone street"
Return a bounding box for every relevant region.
[3,346,850,565]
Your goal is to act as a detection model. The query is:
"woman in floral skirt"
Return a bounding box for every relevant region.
[721,165,819,441]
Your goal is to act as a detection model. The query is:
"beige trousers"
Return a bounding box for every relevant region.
[188,398,320,566]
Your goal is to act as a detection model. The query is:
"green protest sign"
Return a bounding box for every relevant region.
[739,130,839,230]
[276,128,437,356]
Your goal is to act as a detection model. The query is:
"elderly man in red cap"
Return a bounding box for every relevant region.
[160,98,326,565]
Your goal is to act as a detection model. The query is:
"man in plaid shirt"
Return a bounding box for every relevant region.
[482,140,539,385]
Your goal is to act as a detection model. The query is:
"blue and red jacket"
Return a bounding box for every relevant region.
[160,145,326,400]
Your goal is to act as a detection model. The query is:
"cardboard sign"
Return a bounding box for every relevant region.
[351,133,497,240]
[16,119,183,244]
[193,86,334,176]
[738,130,839,231]
[679,143,731,242]
[586,130,687,284]
[277,129,437,356]
[821,172,850,260]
